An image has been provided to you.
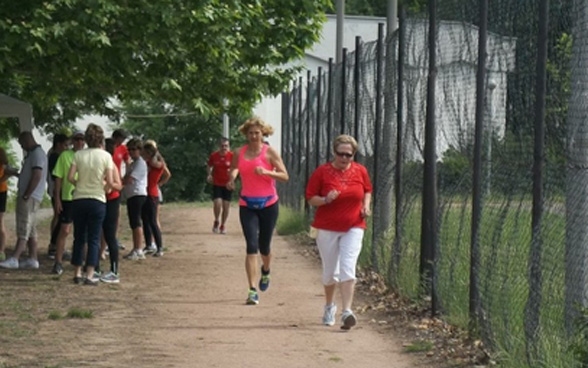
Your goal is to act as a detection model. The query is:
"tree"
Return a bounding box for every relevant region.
[119,102,246,201]
[0,0,330,132]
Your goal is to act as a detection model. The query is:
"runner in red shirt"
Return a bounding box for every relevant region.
[207,137,233,234]
[306,134,372,331]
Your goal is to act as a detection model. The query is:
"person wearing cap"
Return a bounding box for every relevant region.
[46,133,70,259]
[50,130,85,275]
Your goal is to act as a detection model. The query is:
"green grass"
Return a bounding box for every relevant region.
[404,340,434,353]
[281,195,578,368]
[276,205,308,235]
[66,308,93,319]
[47,311,63,320]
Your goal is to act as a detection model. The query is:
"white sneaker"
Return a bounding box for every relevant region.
[19,258,39,269]
[340,309,357,330]
[322,304,337,326]
[100,271,120,284]
[143,244,157,254]
[124,249,146,260]
[0,257,19,269]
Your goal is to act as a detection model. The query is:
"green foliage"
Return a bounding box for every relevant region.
[438,146,472,193]
[404,339,433,353]
[120,103,247,201]
[66,308,93,319]
[0,0,331,132]
[47,311,63,320]
[570,307,588,368]
[276,205,308,235]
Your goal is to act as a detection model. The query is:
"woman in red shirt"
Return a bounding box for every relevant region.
[141,141,170,257]
[305,134,372,330]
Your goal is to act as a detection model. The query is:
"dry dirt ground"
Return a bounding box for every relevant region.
[0,203,431,368]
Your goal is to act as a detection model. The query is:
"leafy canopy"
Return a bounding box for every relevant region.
[0,0,331,132]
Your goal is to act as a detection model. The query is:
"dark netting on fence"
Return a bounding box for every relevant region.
[280,0,583,366]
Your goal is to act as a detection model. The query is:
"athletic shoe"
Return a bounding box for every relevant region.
[63,250,72,261]
[143,244,157,254]
[117,240,126,250]
[219,225,226,234]
[246,290,259,305]
[0,257,19,269]
[340,310,357,330]
[153,250,164,257]
[124,249,146,260]
[47,248,56,260]
[100,271,120,284]
[259,269,270,292]
[323,304,337,326]
[19,258,39,269]
[73,276,84,284]
[84,278,98,286]
[89,271,101,282]
[212,221,220,234]
[51,262,64,276]
[0,252,5,262]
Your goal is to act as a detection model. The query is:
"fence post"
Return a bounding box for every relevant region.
[281,91,290,206]
[354,36,362,153]
[393,8,406,286]
[525,0,549,363]
[341,48,348,135]
[297,76,304,210]
[420,0,439,316]
[316,66,323,167]
[305,70,312,215]
[327,58,334,160]
[470,0,488,337]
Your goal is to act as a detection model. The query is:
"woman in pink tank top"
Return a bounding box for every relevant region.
[226,117,289,305]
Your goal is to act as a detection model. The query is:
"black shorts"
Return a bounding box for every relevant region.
[0,191,6,213]
[212,185,233,201]
[58,200,74,224]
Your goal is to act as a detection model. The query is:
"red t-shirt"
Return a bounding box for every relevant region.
[113,145,130,172]
[208,150,233,186]
[306,162,372,232]
[147,164,164,197]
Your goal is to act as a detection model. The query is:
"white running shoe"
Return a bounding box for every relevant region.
[323,304,337,326]
[0,257,19,269]
[340,309,357,330]
[19,258,39,269]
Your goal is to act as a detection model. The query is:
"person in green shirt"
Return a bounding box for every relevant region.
[50,130,85,275]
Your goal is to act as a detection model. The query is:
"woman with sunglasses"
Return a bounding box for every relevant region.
[227,117,289,305]
[305,134,372,330]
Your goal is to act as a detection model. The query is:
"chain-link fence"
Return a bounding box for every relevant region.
[280,1,585,366]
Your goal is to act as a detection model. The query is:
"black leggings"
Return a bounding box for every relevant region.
[142,196,162,250]
[239,202,279,255]
[127,195,146,229]
[100,197,120,274]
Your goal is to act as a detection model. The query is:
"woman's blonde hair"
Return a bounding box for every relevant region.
[144,139,157,149]
[332,134,358,154]
[238,116,274,137]
[85,123,105,148]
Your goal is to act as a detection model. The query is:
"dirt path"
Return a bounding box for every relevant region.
[1,204,426,368]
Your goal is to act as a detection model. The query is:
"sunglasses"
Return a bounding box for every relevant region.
[335,151,354,158]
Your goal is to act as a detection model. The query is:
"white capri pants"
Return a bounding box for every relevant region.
[316,227,364,285]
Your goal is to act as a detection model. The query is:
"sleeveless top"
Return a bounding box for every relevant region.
[237,144,278,208]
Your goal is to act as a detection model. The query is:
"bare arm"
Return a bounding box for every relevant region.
[226,148,240,190]
[67,163,78,186]
[159,164,171,186]
[255,147,289,182]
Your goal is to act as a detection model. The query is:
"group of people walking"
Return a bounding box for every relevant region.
[0,116,372,331]
[0,125,171,285]
[208,117,372,331]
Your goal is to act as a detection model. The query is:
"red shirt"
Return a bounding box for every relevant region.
[208,150,233,186]
[147,163,164,197]
[306,162,372,232]
[113,145,130,172]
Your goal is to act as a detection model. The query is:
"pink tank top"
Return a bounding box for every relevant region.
[237,144,278,208]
